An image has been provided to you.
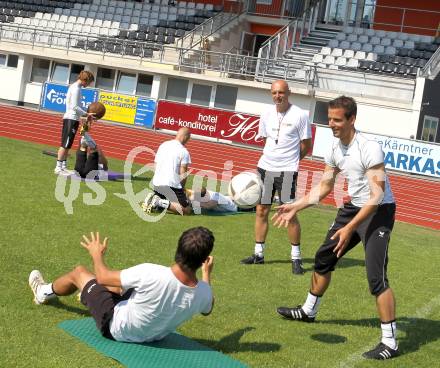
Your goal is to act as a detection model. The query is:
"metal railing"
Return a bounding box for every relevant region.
[246,0,307,19]
[177,1,246,50]
[0,22,312,85]
[0,18,424,98]
[257,1,321,68]
[420,46,440,80]
[367,5,440,35]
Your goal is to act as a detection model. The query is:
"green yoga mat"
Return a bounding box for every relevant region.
[59,318,247,368]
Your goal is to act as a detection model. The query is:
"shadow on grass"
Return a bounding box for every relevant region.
[130,176,151,182]
[264,257,365,270]
[311,333,347,344]
[46,299,89,316]
[197,327,281,353]
[320,317,440,355]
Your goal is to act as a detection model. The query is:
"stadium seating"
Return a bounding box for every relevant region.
[0,0,224,55]
[308,27,439,77]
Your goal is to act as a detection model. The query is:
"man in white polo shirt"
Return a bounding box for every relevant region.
[142,127,192,215]
[273,96,399,360]
[28,227,215,343]
[240,80,312,275]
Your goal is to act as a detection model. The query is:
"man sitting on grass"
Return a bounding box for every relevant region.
[28,227,215,343]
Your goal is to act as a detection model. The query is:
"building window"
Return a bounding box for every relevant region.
[214,85,237,110]
[191,83,212,107]
[166,78,188,102]
[116,72,136,94]
[7,54,19,68]
[0,54,19,68]
[96,67,116,90]
[313,101,330,125]
[256,0,272,4]
[136,74,153,97]
[30,58,50,83]
[69,64,85,84]
[51,62,69,83]
[421,115,439,142]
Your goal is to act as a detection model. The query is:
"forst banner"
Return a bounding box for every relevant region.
[41,82,98,113]
[154,100,264,147]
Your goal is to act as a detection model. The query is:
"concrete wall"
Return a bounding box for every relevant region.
[236,85,312,116]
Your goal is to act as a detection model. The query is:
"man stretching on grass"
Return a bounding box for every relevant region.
[29,227,215,342]
[273,96,399,360]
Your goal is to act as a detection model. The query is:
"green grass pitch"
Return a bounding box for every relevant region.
[1,136,440,367]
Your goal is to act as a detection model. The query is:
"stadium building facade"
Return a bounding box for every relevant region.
[0,0,438,144]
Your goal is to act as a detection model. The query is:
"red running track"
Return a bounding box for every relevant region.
[0,104,439,230]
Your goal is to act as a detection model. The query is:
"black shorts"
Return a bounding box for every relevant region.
[74,150,99,178]
[153,186,190,208]
[314,202,396,296]
[257,167,298,205]
[80,279,133,339]
[61,119,80,149]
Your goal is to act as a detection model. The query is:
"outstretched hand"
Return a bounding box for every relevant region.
[81,232,108,258]
[271,203,298,228]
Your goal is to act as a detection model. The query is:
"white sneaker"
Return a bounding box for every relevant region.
[29,270,50,305]
[54,167,63,175]
[141,193,154,213]
[60,169,75,176]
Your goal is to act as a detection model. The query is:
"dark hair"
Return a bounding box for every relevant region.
[328,96,357,120]
[175,227,214,271]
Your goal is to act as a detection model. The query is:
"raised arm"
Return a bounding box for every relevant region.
[201,256,215,316]
[81,232,121,287]
[272,165,339,227]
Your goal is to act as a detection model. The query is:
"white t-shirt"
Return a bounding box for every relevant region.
[258,104,311,172]
[206,190,238,212]
[110,263,212,343]
[325,132,395,207]
[152,140,191,189]
[63,81,87,121]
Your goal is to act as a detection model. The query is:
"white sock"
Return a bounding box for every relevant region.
[381,320,398,350]
[156,198,170,210]
[291,244,301,260]
[302,291,322,317]
[254,242,265,257]
[56,160,63,169]
[61,160,67,169]
[37,283,56,302]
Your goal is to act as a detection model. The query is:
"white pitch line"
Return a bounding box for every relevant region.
[336,293,440,368]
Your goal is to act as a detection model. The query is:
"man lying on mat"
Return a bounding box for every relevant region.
[186,187,256,214]
[28,227,215,342]
[74,125,108,179]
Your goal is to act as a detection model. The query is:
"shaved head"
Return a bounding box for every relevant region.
[271,79,289,92]
[270,80,291,112]
[176,127,191,145]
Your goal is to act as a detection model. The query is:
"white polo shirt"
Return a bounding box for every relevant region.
[110,263,213,343]
[63,81,87,121]
[152,139,191,189]
[257,104,311,172]
[325,132,395,207]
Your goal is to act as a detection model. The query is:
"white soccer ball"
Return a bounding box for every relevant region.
[228,172,262,209]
